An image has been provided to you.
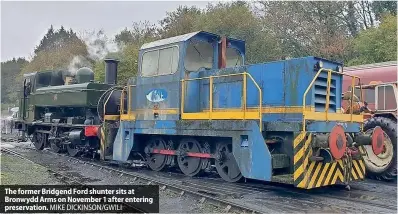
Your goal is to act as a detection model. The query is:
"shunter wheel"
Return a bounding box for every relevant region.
[177,138,204,177]
[362,117,397,181]
[214,142,243,182]
[32,132,47,150]
[145,137,169,171]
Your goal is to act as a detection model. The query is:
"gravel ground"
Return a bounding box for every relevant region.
[0,141,225,213]
[1,152,62,185]
[1,139,397,213]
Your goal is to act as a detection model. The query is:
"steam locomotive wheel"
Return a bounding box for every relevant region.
[177,138,203,177]
[215,142,243,182]
[145,137,168,171]
[32,132,46,150]
[67,144,80,157]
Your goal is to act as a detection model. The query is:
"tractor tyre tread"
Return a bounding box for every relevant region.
[363,116,397,181]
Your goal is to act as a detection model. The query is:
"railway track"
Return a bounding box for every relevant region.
[0,146,264,214]
[2,142,397,213]
[48,150,396,212]
[0,147,148,213]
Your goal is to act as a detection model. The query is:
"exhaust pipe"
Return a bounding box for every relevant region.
[104,58,119,85]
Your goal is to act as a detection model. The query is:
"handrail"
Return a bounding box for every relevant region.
[180,72,262,132]
[128,85,132,116]
[302,68,362,132]
[120,86,127,115]
[103,90,115,117]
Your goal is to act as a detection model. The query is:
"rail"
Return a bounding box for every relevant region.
[1,147,264,214]
[302,68,363,132]
[181,72,263,132]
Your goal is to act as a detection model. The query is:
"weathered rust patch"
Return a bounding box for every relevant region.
[286,60,305,105]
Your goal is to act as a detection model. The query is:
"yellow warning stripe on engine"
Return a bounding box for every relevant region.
[293,132,365,189]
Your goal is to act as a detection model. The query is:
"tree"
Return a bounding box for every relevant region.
[33,25,84,55]
[372,1,397,21]
[93,22,159,85]
[158,6,202,38]
[22,26,90,74]
[1,58,28,104]
[93,43,140,85]
[115,21,159,46]
[193,2,283,63]
[260,1,359,62]
[348,14,397,65]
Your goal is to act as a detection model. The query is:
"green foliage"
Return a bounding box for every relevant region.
[2,1,397,105]
[99,1,397,80]
[94,43,140,85]
[158,6,202,38]
[115,21,159,46]
[97,23,156,85]
[1,58,28,104]
[22,26,89,75]
[34,25,85,55]
[193,2,282,63]
[372,1,397,20]
[348,14,397,65]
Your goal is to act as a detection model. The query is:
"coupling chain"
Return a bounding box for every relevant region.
[343,148,353,184]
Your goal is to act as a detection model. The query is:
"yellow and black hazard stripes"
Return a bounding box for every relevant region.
[292,132,366,189]
[100,126,106,160]
[351,159,365,180]
[295,159,344,189]
[293,131,313,187]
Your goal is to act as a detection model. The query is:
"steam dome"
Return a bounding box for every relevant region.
[76,67,94,83]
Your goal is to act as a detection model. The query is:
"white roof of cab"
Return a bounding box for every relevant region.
[140,31,200,50]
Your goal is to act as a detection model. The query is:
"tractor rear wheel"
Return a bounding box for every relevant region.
[363,117,397,181]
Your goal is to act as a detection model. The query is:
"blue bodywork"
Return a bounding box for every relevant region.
[110,31,361,182]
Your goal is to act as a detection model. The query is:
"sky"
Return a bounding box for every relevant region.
[0,1,211,62]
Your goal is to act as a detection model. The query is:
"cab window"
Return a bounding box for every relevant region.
[356,88,375,103]
[184,40,214,71]
[226,47,242,67]
[36,72,52,88]
[377,85,397,110]
[141,46,179,77]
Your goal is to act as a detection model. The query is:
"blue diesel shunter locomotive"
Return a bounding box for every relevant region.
[94,31,381,189]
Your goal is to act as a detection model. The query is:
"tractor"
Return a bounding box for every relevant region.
[342,61,397,181]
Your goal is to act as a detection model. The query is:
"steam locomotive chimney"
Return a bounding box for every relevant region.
[218,37,227,69]
[104,58,119,85]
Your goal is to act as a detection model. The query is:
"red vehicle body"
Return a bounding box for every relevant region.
[342,61,397,181]
[342,61,397,113]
